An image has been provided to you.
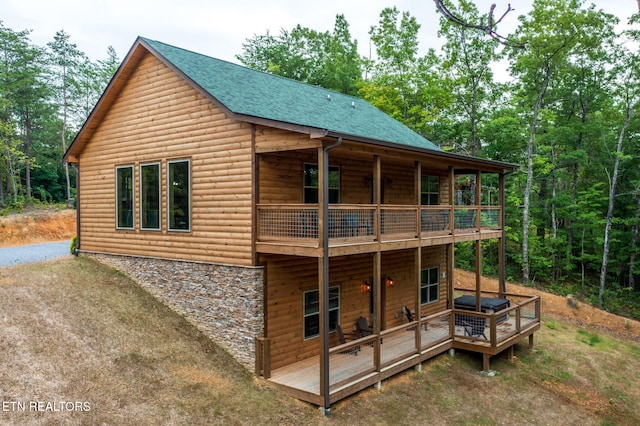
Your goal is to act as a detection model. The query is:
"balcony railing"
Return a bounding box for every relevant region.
[257,204,502,244]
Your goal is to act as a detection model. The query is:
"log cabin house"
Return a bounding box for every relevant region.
[63,37,540,413]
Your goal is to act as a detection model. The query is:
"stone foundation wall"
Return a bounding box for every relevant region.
[86,252,264,370]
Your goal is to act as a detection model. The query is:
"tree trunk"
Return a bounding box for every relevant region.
[25,114,32,198]
[599,102,632,306]
[61,67,72,207]
[629,193,640,290]
[523,67,551,285]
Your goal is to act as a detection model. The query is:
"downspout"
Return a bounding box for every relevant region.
[320,136,342,417]
[72,161,80,255]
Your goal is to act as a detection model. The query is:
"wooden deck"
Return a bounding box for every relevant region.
[267,305,540,405]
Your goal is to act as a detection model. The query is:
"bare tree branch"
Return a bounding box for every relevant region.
[433,0,526,49]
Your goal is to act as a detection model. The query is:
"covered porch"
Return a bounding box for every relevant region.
[259,291,540,406]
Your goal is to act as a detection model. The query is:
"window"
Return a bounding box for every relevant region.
[140,163,160,230]
[168,159,190,231]
[420,267,439,305]
[421,175,439,205]
[116,166,134,229]
[303,286,340,339]
[304,164,340,204]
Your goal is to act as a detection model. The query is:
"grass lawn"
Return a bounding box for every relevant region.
[1,256,639,425]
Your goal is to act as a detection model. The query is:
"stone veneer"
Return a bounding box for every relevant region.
[86,252,264,370]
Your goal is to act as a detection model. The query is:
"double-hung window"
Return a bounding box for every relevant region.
[303,163,340,204]
[421,175,439,205]
[116,166,134,229]
[140,163,161,230]
[303,286,340,339]
[420,267,439,305]
[168,159,191,231]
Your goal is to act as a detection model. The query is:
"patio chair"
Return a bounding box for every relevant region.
[404,306,427,331]
[336,324,360,355]
[356,316,373,337]
[463,318,487,339]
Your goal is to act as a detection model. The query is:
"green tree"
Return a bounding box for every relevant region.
[47,30,86,207]
[237,15,363,95]
[361,7,450,136]
[437,0,501,157]
[507,0,611,285]
[598,19,640,306]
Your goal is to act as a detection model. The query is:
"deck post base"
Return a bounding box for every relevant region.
[320,406,331,418]
[528,334,535,351]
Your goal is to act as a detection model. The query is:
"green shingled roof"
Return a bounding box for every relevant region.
[142,38,441,152]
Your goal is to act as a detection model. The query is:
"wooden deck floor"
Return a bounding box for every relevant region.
[268,315,535,402]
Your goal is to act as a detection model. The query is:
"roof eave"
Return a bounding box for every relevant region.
[322,130,517,172]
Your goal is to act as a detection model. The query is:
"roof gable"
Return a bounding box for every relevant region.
[141,38,441,152]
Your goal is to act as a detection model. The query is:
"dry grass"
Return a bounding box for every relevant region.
[1,256,639,425]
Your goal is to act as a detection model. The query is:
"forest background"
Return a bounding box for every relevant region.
[1,0,639,319]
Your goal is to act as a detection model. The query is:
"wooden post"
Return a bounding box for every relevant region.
[476,239,482,312]
[483,354,490,372]
[415,161,421,239]
[449,166,455,234]
[318,138,342,416]
[415,247,421,350]
[499,172,506,297]
[507,345,514,363]
[374,155,381,241]
[373,251,381,372]
[528,334,535,351]
[448,243,454,310]
[415,161,422,349]
[475,171,482,312]
[317,146,329,413]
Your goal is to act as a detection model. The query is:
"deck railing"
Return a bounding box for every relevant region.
[453,287,541,346]
[266,295,541,401]
[257,204,501,243]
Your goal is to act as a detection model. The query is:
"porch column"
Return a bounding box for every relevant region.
[448,167,455,310]
[448,166,455,233]
[373,155,381,240]
[415,246,422,350]
[499,172,506,297]
[373,251,382,371]
[318,138,341,416]
[475,171,482,312]
[415,161,421,239]
[372,155,382,372]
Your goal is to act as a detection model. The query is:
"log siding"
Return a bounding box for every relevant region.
[261,247,447,370]
[78,52,254,265]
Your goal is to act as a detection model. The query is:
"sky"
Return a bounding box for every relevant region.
[1,0,637,67]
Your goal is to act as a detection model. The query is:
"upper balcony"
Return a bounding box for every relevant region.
[256,147,507,256]
[256,203,503,256]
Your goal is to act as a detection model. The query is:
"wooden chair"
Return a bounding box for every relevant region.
[404,306,427,331]
[356,316,373,337]
[336,324,360,355]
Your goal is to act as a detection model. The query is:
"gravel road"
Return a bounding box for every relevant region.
[0,240,72,268]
